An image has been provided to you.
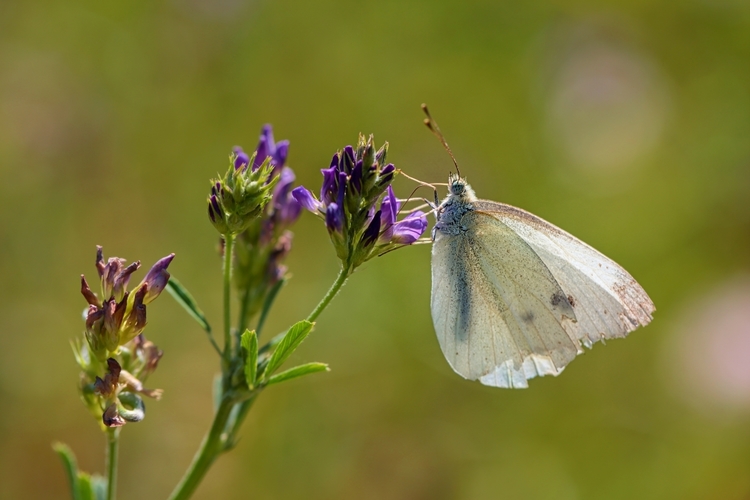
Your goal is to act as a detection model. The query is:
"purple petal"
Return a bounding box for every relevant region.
[391,211,428,244]
[273,167,296,202]
[381,185,399,225]
[379,163,395,184]
[325,203,343,233]
[320,162,338,203]
[140,254,174,304]
[279,194,302,225]
[336,171,347,207]
[253,125,275,170]
[273,140,289,167]
[350,161,362,193]
[209,195,222,221]
[342,145,355,173]
[362,210,382,247]
[273,168,302,224]
[233,146,250,171]
[292,186,322,212]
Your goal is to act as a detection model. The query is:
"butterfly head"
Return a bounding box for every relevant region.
[448,172,476,202]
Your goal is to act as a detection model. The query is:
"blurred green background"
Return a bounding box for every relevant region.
[2,0,750,498]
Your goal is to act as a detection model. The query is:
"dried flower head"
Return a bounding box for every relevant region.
[75,247,170,429]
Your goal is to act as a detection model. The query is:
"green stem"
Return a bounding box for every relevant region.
[167,265,352,500]
[166,395,236,500]
[223,234,235,365]
[105,428,120,500]
[306,265,351,323]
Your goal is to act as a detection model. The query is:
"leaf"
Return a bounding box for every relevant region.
[266,362,329,386]
[53,442,82,500]
[76,473,96,500]
[241,329,258,388]
[263,320,314,378]
[166,276,211,333]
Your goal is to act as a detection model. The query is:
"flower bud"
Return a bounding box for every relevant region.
[120,285,148,344]
[80,275,100,308]
[113,261,140,302]
[208,154,279,235]
[138,253,174,304]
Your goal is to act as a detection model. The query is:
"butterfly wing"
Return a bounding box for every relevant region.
[474,201,655,348]
[432,211,582,388]
[431,204,654,389]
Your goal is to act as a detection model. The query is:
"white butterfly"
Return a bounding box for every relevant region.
[430,173,655,388]
[420,105,655,389]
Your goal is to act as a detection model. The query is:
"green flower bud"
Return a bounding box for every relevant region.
[208,153,279,235]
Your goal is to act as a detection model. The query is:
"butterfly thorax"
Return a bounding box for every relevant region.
[433,175,478,238]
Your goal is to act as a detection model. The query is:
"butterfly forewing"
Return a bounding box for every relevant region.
[474,201,655,347]
[431,198,655,388]
[431,211,583,388]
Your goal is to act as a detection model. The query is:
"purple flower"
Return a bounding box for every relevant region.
[376,186,428,245]
[379,185,400,241]
[273,167,302,225]
[253,124,289,175]
[292,186,322,212]
[292,133,425,267]
[390,211,428,244]
[320,155,339,204]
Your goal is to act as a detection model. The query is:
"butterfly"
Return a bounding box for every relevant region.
[422,105,655,388]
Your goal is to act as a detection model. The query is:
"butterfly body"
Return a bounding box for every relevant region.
[430,174,655,388]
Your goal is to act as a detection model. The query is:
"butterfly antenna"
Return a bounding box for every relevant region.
[398,170,441,209]
[396,185,439,217]
[421,103,462,177]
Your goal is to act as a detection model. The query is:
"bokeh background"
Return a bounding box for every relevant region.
[2,0,750,498]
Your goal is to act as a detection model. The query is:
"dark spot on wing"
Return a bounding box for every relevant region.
[551,292,566,306]
[521,311,535,323]
[567,295,576,307]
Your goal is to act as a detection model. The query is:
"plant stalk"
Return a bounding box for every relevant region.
[166,395,235,500]
[306,265,350,323]
[106,428,120,500]
[167,265,351,500]
[222,234,235,365]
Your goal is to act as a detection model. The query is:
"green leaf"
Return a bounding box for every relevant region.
[53,442,82,500]
[51,445,106,500]
[241,329,258,388]
[166,276,211,333]
[266,362,329,386]
[263,320,314,378]
[76,473,96,500]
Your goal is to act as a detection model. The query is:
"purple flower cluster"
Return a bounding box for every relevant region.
[207,128,290,236]
[232,125,302,328]
[228,126,301,239]
[291,134,428,268]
